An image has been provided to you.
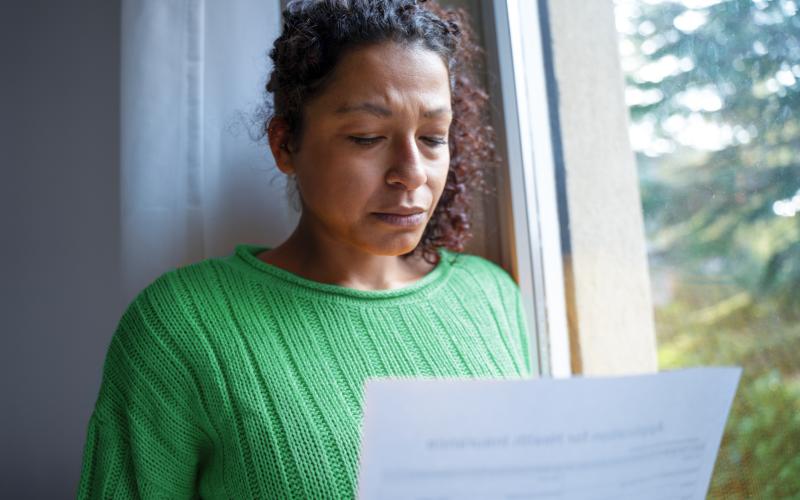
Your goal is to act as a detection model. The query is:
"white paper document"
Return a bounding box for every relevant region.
[357,367,741,500]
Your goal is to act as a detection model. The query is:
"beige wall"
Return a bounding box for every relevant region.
[545,0,658,375]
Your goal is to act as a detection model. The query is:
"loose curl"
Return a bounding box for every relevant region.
[261,0,499,264]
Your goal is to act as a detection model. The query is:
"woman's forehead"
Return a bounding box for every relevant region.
[312,42,452,117]
[334,101,451,118]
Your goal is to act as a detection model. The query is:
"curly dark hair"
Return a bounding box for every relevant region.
[263,0,499,263]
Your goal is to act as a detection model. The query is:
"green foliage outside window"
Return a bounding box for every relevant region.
[615,0,800,497]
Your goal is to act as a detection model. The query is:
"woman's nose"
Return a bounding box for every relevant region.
[385,137,427,190]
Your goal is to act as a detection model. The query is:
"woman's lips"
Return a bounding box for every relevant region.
[372,212,427,227]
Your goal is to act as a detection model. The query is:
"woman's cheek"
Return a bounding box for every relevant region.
[432,161,450,191]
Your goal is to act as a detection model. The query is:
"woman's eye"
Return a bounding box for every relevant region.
[348,136,383,146]
[422,136,448,147]
[347,135,447,147]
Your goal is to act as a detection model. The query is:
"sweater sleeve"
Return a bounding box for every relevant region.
[77,287,208,499]
[512,282,534,377]
[462,253,534,378]
[483,256,534,378]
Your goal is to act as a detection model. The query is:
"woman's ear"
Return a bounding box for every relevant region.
[267,117,295,175]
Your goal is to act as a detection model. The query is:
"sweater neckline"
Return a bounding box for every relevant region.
[231,243,454,301]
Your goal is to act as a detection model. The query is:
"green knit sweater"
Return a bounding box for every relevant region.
[78,244,533,499]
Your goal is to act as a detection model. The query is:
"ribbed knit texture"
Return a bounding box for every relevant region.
[78,244,533,499]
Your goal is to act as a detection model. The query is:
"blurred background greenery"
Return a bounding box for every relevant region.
[613,0,800,497]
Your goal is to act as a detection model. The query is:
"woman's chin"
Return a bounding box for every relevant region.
[364,233,424,257]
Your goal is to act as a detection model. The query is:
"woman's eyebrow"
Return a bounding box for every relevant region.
[335,102,392,118]
[422,107,452,118]
[334,102,452,119]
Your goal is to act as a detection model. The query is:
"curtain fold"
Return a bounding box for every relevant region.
[120,0,291,299]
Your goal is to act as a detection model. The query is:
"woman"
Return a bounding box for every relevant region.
[78,0,532,498]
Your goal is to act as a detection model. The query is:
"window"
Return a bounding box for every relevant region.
[440,0,571,377]
[615,0,800,496]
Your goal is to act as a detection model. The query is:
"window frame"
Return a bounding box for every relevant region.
[483,0,572,378]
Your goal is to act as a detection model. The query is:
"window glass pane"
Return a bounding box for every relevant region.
[614,0,800,496]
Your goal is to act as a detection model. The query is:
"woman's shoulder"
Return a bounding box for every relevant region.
[139,246,258,301]
[438,249,522,307]
[114,255,234,350]
[127,257,222,316]
[93,262,219,439]
[440,249,519,289]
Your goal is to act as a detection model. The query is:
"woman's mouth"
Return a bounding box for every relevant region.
[372,211,427,227]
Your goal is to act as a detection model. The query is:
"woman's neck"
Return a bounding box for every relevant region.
[257,219,435,291]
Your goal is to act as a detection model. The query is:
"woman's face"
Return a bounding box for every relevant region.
[278,41,452,257]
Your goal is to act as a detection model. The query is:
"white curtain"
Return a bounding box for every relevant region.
[120,0,295,299]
